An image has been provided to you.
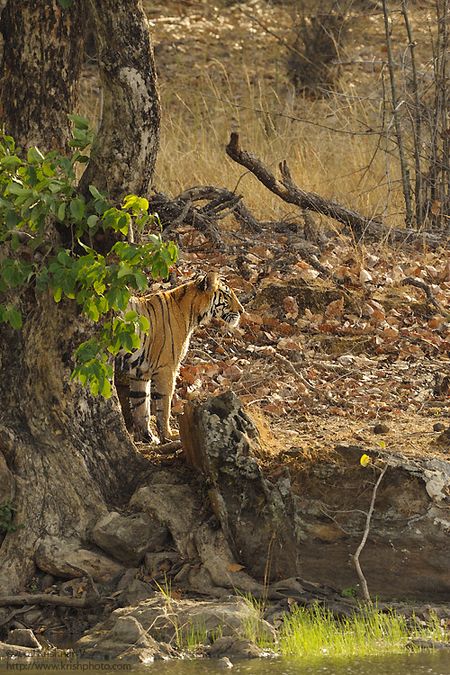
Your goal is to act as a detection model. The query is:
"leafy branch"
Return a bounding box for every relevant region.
[0,117,178,397]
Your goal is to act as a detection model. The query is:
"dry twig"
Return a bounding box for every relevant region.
[353,463,388,603]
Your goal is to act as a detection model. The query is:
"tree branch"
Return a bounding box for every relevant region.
[225,132,449,249]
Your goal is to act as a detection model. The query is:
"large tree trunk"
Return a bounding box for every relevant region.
[0,0,159,594]
[79,0,161,199]
[0,0,85,152]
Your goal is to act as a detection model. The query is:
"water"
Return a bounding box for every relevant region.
[1,653,450,675]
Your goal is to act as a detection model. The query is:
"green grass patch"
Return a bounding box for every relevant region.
[278,604,445,659]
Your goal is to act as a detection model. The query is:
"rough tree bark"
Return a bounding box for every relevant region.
[0,0,158,594]
[0,1,85,152]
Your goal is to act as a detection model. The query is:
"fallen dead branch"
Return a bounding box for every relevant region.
[401,276,447,314]
[257,345,316,392]
[225,132,448,250]
[0,593,99,608]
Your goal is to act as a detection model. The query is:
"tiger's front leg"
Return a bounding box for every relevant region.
[151,369,179,442]
[129,376,160,444]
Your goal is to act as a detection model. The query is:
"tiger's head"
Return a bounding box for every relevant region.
[195,272,244,328]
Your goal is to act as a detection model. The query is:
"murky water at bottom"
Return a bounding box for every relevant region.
[1,652,450,675]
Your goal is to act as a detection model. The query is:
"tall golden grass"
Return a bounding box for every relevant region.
[78,59,406,229]
[156,65,406,228]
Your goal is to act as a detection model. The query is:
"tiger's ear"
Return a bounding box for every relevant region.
[196,272,218,292]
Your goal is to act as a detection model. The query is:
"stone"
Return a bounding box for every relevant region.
[76,611,175,663]
[0,642,40,657]
[179,391,301,581]
[5,629,41,650]
[77,595,275,656]
[120,579,154,606]
[373,423,390,434]
[111,616,147,644]
[91,510,168,565]
[35,536,124,582]
[143,551,180,578]
[209,636,267,659]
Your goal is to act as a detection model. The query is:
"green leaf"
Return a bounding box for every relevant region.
[138,315,150,333]
[87,214,99,229]
[58,0,73,7]
[68,114,89,130]
[89,185,103,200]
[123,194,149,213]
[53,287,63,303]
[6,306,22,329]
[70,197,85,222]
[57,202,66,222]
[117,264,133,279]
[27,147,45,164]
[100,377,112,399]
[0,155,22,169]
[133,270,148,291]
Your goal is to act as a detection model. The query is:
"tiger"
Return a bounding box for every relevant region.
[116,272,244,444]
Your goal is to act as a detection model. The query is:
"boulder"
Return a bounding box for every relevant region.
[0,642,40,657]
[35,536,124,582]
[77,613,172,663]
[293,445,450,601]
[5,628,41,650]
[209,636,271,659]
[77,594,275,655]
[179,391,301,581]
[91,510,168,565]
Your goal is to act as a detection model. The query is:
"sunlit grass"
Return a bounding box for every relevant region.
[278,603,445,659]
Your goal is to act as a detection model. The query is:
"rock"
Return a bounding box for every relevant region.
[120,579,155,606]
[131,481,263,598]
[144,551,180,578]
[77,594,275,655]
[373,423,390,434]
[91,510,168,565]
[130,484,199,560]
[407,638,450,650]
[433,423,446,433]
[117,567,139,590]
[216,656,234,668]
[5,628,41,650]
[0,641,40,657]
[111,616,147,644]
[35,536,124,582]
[20,608,44,627]
[77,613,171,663]
[179,391,301,581]
[294,445,450,601]
[39,573,55,591]
[209,636,268,659]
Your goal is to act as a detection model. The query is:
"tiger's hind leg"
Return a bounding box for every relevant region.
[129,376,160,444]
[151,369,179,442]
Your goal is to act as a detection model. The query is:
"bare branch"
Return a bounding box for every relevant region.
[225,132,448,249]
[401,276,446,313]
[353,464,388,603]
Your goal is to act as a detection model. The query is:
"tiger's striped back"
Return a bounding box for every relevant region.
[117,272,244,443]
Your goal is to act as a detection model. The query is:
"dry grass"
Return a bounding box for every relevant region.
[78,0,433,232]
[156,69,406,229]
